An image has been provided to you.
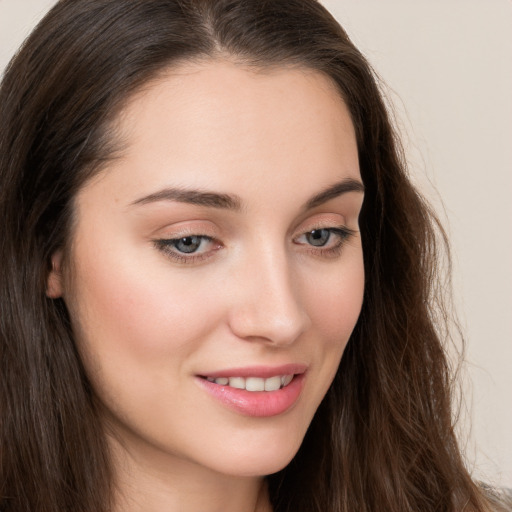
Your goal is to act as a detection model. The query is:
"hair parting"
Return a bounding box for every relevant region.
[0,1,507,511]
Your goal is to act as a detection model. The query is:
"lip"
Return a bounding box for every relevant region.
[195,364,307,417]
[198,363,307,379]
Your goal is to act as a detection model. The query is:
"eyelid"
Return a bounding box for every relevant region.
[149,219,218,239]
[293,225,357,259]
[151,214,358,264]
[154,234,222,264]
[292,210,349,231]
[294,225,356,243]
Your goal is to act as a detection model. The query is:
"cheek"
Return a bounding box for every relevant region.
[65,244,224,374]
[306,256,364,343]
[301,253,364,389]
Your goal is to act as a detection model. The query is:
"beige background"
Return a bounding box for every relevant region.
[1,0,511,488]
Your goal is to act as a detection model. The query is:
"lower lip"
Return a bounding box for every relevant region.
[196,373,305,417]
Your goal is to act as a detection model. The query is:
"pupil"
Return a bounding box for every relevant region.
[176,236,201,253]
[307,229,329,246]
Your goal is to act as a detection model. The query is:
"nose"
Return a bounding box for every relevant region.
[227,247,311,346]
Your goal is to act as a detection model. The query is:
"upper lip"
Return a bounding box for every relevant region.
[198,363,307,379]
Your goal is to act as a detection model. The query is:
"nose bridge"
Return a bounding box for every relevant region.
[228,241,310,345]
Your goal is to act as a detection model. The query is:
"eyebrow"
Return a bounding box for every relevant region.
[129,177,364,211]
[303,178,365,210]
[130,187,242,210]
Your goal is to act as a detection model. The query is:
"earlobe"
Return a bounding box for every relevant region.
[46,250,64,298]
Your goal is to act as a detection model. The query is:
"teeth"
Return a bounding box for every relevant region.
[282,375,293,387]
[264,376,282,391]
[207,374,294,391]
[228,377,245,389]
[245,377,265,391]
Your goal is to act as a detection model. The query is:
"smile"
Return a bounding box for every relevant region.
[203,375,294,391]
[196,367,306,417]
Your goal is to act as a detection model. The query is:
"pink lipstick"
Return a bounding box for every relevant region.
[195,364,306,417]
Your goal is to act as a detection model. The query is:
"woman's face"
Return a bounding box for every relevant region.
[49,60,364,478]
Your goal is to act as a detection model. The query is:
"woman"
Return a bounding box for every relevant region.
[0,1,508,511]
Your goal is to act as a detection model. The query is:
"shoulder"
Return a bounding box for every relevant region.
[479,482,512,511]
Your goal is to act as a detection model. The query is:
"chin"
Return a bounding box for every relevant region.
[207,429,306,478]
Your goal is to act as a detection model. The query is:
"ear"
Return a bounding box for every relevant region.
[46,250,64,298]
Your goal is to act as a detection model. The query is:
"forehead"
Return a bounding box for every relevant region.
[78,59,360,210]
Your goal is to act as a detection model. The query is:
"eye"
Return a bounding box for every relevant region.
[154,235,221,263]
[304,229,332,247]
[172,235,208,254]
[294,226,356,257]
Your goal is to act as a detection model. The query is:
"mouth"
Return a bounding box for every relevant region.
[196,365,307,417]
[199,374,294,391]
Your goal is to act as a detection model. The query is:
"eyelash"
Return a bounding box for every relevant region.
[294,227,356,258]
[154,226,356,264]
[154,235,219,264]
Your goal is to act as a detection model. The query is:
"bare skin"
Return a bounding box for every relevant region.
[48,59,364,512]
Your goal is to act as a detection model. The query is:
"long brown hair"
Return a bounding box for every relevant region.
[0,1,500,510]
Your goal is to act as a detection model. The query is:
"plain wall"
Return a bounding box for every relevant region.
[320,1,512,488]
[1,0,511,488]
